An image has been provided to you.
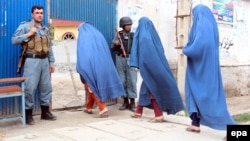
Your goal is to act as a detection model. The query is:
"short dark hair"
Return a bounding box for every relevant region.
[31,5,44,13]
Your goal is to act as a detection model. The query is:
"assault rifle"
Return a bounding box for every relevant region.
[17,21,33,74]
[115,28,126,57]
[17,43,27,74]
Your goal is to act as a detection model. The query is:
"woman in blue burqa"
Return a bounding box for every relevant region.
[129,17,184,122]
[183,4,235,133]
[76,23,125,111]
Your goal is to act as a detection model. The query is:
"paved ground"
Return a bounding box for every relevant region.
[0,96,250,141]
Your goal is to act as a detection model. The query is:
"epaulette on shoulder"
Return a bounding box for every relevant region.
[20,19,32,24]
[20,21,27,24]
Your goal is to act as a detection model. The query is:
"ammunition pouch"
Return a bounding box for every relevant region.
[27,36,50,54]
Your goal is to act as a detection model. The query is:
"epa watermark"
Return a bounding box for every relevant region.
[227,125,249,141]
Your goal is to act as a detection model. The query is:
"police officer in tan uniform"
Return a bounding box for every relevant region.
[12,5,56,125]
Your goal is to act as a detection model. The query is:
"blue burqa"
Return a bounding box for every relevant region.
[130,17,184,114]
[183,4,235,130]
[76,23,125,101]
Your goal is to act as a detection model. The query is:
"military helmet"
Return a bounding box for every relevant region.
[119,16,133,28]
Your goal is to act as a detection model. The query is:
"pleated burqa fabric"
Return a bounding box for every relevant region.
[130,17,184,114]
[76,23,125,101]
[183,4,235,130]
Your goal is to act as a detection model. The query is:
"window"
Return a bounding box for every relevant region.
[62,32,75,40]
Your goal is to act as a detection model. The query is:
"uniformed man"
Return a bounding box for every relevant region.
[111,16,137,112]
[12,5,56,125]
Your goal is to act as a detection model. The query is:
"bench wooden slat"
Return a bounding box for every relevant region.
[0,77,25,84]
[0,85,22,95]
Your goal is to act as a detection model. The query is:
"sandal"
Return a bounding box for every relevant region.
[83,109,93,114]
[131,113,142,118]
[148,118,165,123]
[186,126,200,133]
[93,111,109,118]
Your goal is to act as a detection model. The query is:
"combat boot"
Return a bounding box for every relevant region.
[26,109,34,125]
[41,105,57,121]
[119,98,129,110]
[129,98,136,112]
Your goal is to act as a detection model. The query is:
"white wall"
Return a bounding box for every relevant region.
[117,0,178,63]
[117,0,250,66]
[218,0,250,65]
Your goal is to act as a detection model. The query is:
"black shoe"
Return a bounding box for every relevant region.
[41,112,57,120]
[129,98,136,112]
[26,116,35,125]
[129,103,136,112]
[25,109,34,125]
[41,105,57,121]
[119,98,129,110]
[119,103,129,110]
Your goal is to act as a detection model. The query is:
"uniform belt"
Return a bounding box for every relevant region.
[26,53,48,59]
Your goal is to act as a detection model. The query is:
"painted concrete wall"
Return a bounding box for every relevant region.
[53,26,78,40]
[216,1,250,66]
[117,0,250,65]
[117,0,178,63]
